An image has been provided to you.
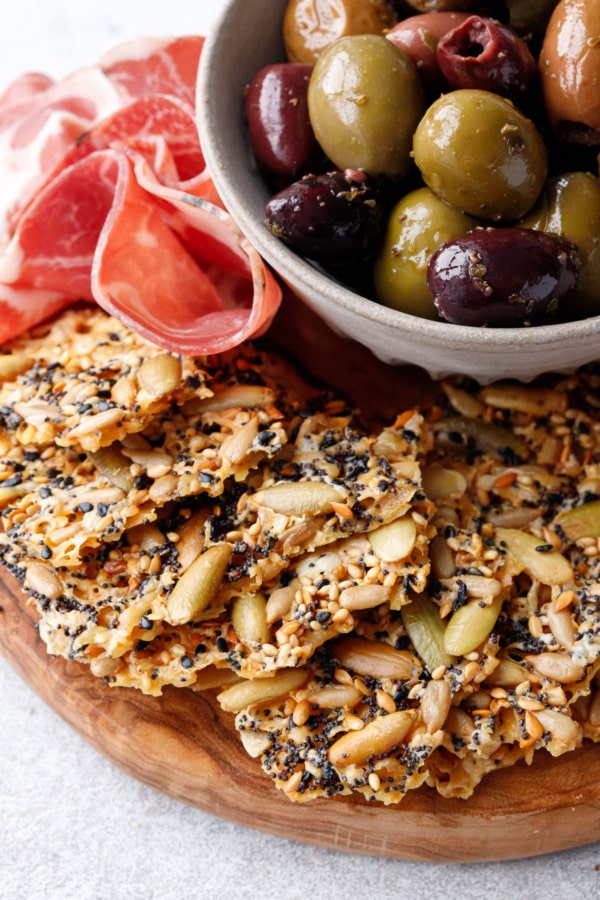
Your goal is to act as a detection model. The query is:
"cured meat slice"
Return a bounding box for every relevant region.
[0,66,124,242]
[0,35,282,353]
[100,36,205,108]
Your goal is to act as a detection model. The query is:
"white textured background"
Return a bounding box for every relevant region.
[1,2,600,898]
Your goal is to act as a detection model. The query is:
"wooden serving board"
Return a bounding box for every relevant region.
[2,297,600,863]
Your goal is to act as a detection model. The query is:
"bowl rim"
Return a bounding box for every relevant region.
[197,0,600,354]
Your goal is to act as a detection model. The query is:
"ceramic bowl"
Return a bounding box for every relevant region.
[196,0,600,383]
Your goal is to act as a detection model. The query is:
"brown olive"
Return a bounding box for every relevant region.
[412,89,548,221]
[386,11,470,92]
[283,0,398,65]
[308,34,426,178]
[374,186,477,318]
[539,0,600,145]
[520,171,600,318]
[427,227,580,326]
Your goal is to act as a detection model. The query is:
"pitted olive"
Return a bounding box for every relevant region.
[520,171,600,318]
[386,11,470,92]
[307,34,426,177]
[436,16,537,97]
[374,186,477,318]
[412,89,548,220]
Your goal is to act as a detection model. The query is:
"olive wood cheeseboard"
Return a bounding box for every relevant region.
[1,295,600,863]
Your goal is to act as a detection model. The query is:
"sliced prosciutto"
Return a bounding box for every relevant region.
[0,36,281,352]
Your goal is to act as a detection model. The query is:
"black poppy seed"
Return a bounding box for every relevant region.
[39,486,52,499]
[4,473,22,487]
[257,430,277,446]
[535,543,554,553]
[97,400,111,412]
[97,503,109,517]
[194,643,207,655]
[216,636,228,653]
[181,655,193,669]
[41,545,52,560]
[315,610,331,624]
[78,501,94,513]
[78,403,93,414]
[139,615,152,630]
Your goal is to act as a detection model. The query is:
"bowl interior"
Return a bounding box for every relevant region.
[197,0,600,383]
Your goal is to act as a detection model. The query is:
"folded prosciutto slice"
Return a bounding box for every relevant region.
[0,36,281,352]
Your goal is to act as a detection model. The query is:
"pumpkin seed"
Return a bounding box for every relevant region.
[251,481,346,517]
[444,594,504,657]
[165,543,232,625]
[327,709,418,767]
[334,636,422,681]
[91,445,135,492]
[231,592,270,645]
[496,527,573,585]
[401,593,456,671]
[432,416,527,461]
[368,516,417,562]
[217,667,309,712]
[553,500,600,542]
[0,352,32,381]
[422,466,467,500]
[137,354,182,397]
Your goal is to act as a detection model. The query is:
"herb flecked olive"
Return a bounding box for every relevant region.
[307,34,426,178]
[283,0,398,65]
[520,171,600,318]
[412,89,548,221]
[427,227,579,326]
[374,186,477,318]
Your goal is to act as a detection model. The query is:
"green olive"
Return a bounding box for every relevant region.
[520,171,600,318]
[412,89,548,221]
[374,186,477,318]
[307,34,426,178]
[283,0,398,65]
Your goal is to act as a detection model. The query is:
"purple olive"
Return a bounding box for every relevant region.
[427,228,580,327]
[436,15,537,97]
[245,63,320,182]
[265,169,384,266]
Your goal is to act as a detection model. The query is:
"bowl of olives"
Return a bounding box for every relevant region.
[197,0,600,383]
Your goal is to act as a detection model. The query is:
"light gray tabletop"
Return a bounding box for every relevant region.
[1,2,599,898]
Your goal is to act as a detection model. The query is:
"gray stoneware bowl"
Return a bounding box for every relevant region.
[196,0,600,383]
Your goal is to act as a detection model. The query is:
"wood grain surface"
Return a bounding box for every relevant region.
[2,295,600,862]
